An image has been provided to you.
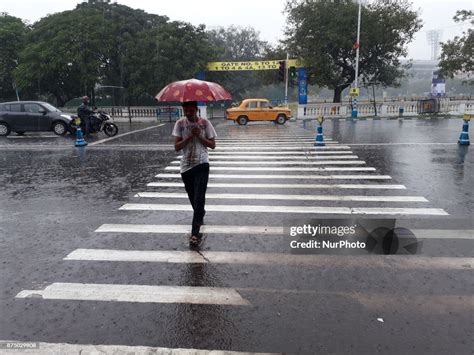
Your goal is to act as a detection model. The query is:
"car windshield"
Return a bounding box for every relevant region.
[41,103,62,112]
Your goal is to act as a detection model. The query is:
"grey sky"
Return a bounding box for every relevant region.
[1,0,472,60]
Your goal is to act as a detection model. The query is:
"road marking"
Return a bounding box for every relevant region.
[410,229,474,240]
[64,249,471,270]
[171,160,366,166]
[95,224,473,240]
[0,341,275,355]
[216,142,339,147]
[156,173,392,180]
[347,143,459,146]
[120,204,447,215]
[209,150,353,155]
[179,155,360,160]
[214,146,351,150]
[165,166,377,172]
[135,192,427,202]
[15,283,250,306]
[148,182,405,189]
[216,137,335,141]
[95,224,284,234]
[216,139,332,143]
[88,124,165,146]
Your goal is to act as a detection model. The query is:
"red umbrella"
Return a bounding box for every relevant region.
[155,78,232,102]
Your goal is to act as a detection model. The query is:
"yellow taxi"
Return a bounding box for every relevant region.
[226,98,292,125]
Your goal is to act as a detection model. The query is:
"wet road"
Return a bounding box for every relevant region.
[0,118,472,354]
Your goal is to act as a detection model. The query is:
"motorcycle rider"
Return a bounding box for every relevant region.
[77,96,94,136]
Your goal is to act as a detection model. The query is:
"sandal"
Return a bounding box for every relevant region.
[189,234,203,248]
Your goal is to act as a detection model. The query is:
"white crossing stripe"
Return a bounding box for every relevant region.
[95,224,473,240]
[214,146,351,150]
[216,137,332,144]
[135,192,427,202]
[179,155,359,160]
[209,150,353,155]
[119,204,448,215]
[0,341,275,355]
[95,224,284,234]
[217,135,330,139]
[165,166,376,172]
[156,173,392,180]
[171,160,366,166]
[216,142,339,146]
[147,182,405,189]
[64,249,472,270]
[15,283,250,306]
[216,140,323,144]
[410,229,474,240]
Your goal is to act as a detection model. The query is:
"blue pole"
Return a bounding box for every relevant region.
[297,68,308,105]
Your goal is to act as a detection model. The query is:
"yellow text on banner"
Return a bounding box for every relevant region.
[207,59,301,71]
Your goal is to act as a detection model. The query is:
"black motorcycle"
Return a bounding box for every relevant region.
[73,110,118,137]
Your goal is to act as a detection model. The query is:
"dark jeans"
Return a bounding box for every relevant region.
[181,163,209,236]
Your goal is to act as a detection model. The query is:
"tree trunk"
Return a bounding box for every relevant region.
[333,83,351,103]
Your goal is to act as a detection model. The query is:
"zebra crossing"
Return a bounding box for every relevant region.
[13,126,471,354]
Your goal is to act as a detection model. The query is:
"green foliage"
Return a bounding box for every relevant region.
[0,13,29,100]
[124,22,214,104]
[205,26,273,100]
[284,0,422,102]
[12,1,213,106]
[439,10,473,84]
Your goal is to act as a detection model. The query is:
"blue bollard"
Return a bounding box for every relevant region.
[315,125,325,146]
[74,126,88,147]
[351,98,358,118]
[458,118,470,145]
[73,116,88,147]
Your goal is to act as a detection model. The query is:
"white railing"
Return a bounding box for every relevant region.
[298,99,474,119]
[60,105,215,120]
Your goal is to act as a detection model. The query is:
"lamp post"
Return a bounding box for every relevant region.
[284,52,289,106]
[351,0,362,118]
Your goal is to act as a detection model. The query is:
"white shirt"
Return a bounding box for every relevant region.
[172,117,217,173]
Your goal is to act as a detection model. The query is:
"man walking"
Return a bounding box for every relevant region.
[172,101,216,247]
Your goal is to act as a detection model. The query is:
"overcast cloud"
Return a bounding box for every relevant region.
[1,0,472,60]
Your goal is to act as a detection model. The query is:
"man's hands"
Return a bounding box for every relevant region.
[174,125,215,151]
[191,127,201,137]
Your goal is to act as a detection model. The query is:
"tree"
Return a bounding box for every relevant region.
[13,1,210,106]
[123,22,215,104]
[438,10,473,84]
[0,13,29,101]
[205,26,273,100]
[284,0,422,102]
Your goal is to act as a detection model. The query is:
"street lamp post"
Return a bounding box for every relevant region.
[351,0,362,118]
[284,52,289,106]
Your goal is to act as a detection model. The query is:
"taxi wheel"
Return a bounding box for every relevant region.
[237,116,248,125]
[276,115,287,125]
